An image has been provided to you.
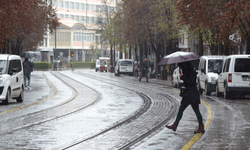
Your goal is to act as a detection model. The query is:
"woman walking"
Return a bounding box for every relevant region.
[165,61,205,134]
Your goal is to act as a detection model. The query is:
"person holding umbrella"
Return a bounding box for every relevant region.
[165,61,205,134]
[23,57,33,89]
[159,51,204,134]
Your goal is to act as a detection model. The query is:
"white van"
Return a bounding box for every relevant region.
[216,55,250,99]
[0,54,24,105]
[95,59,107,72]
[114,59,134,76]
[197,56,225,95]
[172,67,183,88]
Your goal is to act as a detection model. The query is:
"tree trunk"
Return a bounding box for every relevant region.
[134,45,138,62]
[110,41,113,73]
[198,33,204,56]
[224,45,230,55]
[246,39,250,54]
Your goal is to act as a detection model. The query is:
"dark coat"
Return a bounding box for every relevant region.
[142,60,149,73]
[23,60,33,74]
[180,65,200,105]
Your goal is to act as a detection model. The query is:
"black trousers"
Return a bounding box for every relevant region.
[139,70,148,81]
[175,103,203,124]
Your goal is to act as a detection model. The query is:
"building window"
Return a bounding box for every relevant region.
[70,2,74,9]
[96,5,99,12]
[80,16,85,23]
[70,15,74,20]
[86,4,89,10]
[110,6,114,12]
[75,3,79,9]
[59,14,64,18]
[80,32,83,42]
[90,17,94,23]
[90,4,94,11]
[65,1,69,8]
[73,32,84,41]
[53,0,58,7]
[73,32,79,41]
[86,16,89,23]
[65,14,69,18]
[81,3,85,10]
[95,36,100,44]
[75,15,79,22]
[83,33,94,42]
[59,0,63,7]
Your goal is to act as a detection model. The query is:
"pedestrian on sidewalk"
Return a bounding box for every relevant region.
[134,61,139,77]
[139,57,149,82]
[23,57,33,89]
[165,61,205,134]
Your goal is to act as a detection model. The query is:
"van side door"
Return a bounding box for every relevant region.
[218,58,231,92]
[8,60,22,97]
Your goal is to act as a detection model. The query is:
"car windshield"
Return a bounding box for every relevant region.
[234,58,250,72]
[0,60,7,74]
[121,61,132,66]
[208,59,223,73]
[100,60,106,66]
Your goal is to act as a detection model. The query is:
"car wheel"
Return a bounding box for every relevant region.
[198,80,203,95]
[205,82,211,96]
[224,84,231,99]
[2,89,10,105]
[216,83,222,97]
[16,87,24,103]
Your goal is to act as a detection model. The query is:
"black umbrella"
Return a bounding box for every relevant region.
[21,51,34,59]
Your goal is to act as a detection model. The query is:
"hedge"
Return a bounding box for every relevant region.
[70,62,95,68]
[34,62,52,69]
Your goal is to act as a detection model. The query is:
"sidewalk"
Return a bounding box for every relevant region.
[133,74,173,87]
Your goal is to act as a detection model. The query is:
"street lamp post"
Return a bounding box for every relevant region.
[101,35,103,57]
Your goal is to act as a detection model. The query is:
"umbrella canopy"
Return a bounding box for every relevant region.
[21,51,35,59]
[158,51,200,65]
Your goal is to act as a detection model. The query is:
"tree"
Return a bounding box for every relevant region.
[89,44,100,62]
[220,0,250,54]
[176,0,250,55]
[0,0,59,54]
[115,0,181,75]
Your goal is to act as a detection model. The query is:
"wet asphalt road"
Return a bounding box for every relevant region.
[0,69,250,150]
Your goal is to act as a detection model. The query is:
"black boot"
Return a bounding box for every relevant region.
[194,124,205,134]
[165,122,178,131]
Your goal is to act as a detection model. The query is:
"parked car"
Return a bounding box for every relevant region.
[216,55,250,99]
[0,54,24,105]
[172,67,183,88]
[114,59,134,76]
[197,56,225,95]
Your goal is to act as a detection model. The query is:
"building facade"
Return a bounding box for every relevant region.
[39,0,119,65]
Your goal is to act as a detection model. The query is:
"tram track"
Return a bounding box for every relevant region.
[0,70,179,149]
[54,71,179,150]
[0,72,100,136]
